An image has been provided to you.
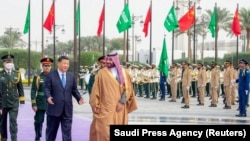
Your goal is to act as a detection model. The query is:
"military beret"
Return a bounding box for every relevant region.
[40,57,53,64]
[239,59,248,64]
[1,54,14,62]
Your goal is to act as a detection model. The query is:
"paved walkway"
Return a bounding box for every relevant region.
[8,86,250,140]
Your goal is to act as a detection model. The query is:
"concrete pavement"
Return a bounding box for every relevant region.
[23,86,250,125]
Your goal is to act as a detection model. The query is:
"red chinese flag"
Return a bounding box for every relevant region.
[231,7,241,36]
[97,5,104,37]
[142,6,151,37]
[178,6,195,32]
[43,2,55,32]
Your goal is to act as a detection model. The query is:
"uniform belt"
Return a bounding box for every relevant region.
[37,92,44,96]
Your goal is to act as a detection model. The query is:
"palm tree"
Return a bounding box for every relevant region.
[0,27,25,49]
[239,8,250,52]
[206,7,232,62]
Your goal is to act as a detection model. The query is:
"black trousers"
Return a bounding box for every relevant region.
[46,111,72,141]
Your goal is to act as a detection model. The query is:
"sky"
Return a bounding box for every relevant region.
[0,0,249,52]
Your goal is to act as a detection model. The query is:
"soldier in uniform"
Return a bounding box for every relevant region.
[209,61,220,107]
[234,59,250,117]
[78,66,85,90]
[223,60,234,109]
[30,57,53,141]
[87,56,106,94]
[181,62,192,108]
[0,54,25,141]
[197,62,206,105]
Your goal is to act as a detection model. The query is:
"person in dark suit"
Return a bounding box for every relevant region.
[44,55,84,141]
[31,57,53,141]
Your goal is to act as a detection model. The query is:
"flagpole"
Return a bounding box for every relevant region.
[236,3,239,63]
[103,0,105,56]
[53,0,56,69]
[74,0,78,79]
[214,3,218,63]
[171,1,175,64]
[193,2,196,64]
[126,0,129,62]
[149,0,152,65]
[28,0,31,86]
[41,0,44,57]
[78,0,81,68]
[123,0,126,62]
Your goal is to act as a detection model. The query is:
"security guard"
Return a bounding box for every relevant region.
[30,57,53,141]
[0,54,25,141]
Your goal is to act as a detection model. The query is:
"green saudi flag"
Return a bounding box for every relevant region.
[23,1,30,34]
[164,6,178,32]
[158,38,169,77]
[208,6,216,38]
[116,4,132,33]
[76,0,80,36]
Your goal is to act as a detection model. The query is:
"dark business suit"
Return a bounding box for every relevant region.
[44,69,82,141]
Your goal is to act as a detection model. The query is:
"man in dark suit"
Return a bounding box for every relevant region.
[44,55,84,141]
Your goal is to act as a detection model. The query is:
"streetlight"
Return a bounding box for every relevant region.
[131,14,143,63]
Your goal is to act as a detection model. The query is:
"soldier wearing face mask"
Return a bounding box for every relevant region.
[0,53,25,141]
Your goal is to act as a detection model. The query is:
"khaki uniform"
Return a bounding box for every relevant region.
[210,67,220,105]
[197,68,207,104]
[223,66,234,107]
[169,67,178,101]
[181,68,192,106]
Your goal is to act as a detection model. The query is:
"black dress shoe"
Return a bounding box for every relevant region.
[137,95,143,97]
[197,103,204,106]
[159,98,165,101]
[144,96,150,98]
[181,105,189,108]
[169,99,176,102]
[151,97,156,100]
[209,104,217,107]
[235,114,247,117]
[223,106,231,109]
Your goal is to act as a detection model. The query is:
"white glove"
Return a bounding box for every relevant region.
[202,85,205,87]
[214,87,217,89]
[246,90,249,95]
[186,86,190,90]
[231,79,235,83]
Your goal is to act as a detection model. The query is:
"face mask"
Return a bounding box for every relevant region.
[4,63,14,70]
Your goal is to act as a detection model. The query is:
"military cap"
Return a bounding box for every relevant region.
[224,60,232,64]
[145,64,151,68]
[1,54,14,62]
[176,63,181,67]
[197,62,203,66]
[40,57,53,64]
[182,61,190,66]
[239,59,248,64]
[211,61,217,65]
